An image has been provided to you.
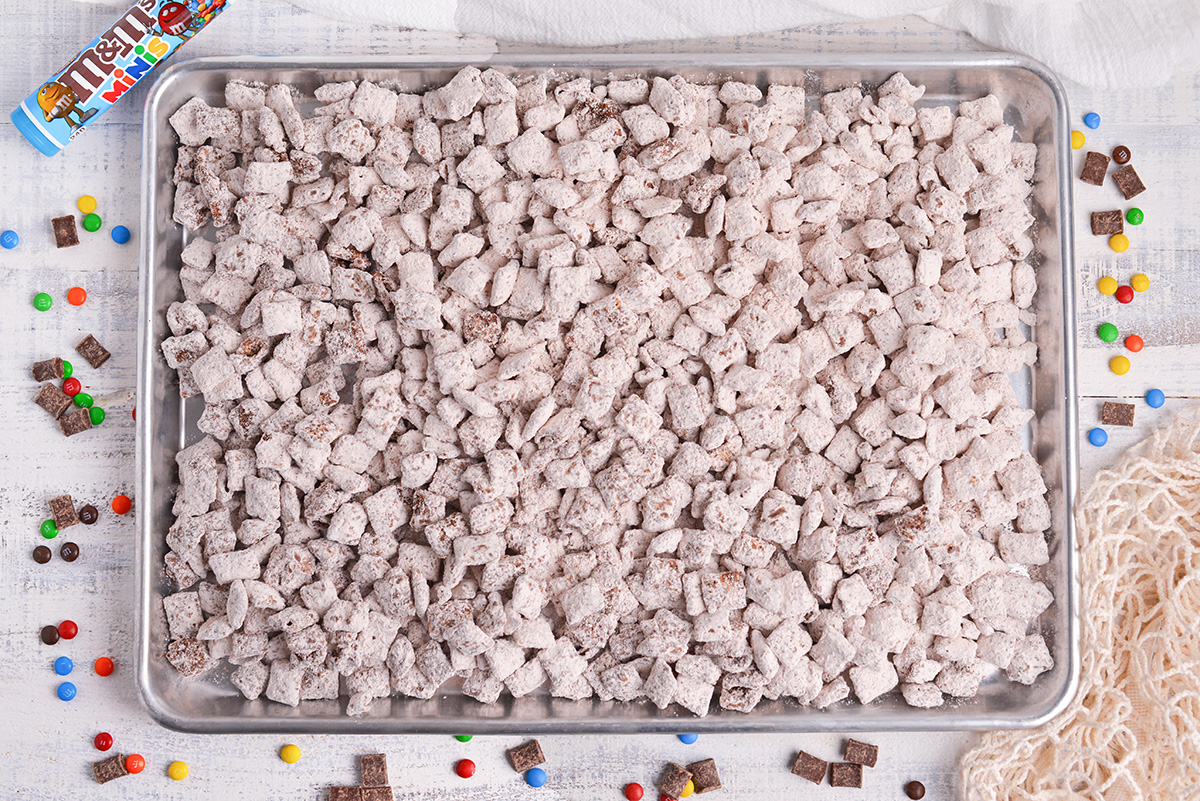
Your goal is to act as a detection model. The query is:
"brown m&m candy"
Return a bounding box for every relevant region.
[1111,145,1131,164]
[906,780,927,799]
[79,504,99,525]
[60,542,80,562]
[33,545,52,564]
[41,625,60,645]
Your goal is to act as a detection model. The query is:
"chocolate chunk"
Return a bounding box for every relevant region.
[33,545,52,564]
[844,739,878,768]
[1090,210,1124,236]
[32,357,65,382]
[165,637,216,677]
[361,789,394,801]
[906,780,927,799]
[60,542,80,562]
[79,504,99,524]
[35,383,74,419]
[360,753,389,787]
[93,753,130,784]
[76,334,112,368]
[328,788,362,801]
[792,751,829,784]
[657,763,693,798]
[48,494,79,529]
[60,408,94,437]
[52,215,79,248]
[830,762,863,788]
[1101,401,1135,427]
[1111,145,1131,165]
[1112,164,1146,199]
[686,759,722,793]
[1079,151,1109,185]
[507,739,546,772]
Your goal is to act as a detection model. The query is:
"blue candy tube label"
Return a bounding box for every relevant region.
[14,0,228,155]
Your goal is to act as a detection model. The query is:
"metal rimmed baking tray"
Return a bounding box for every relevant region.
[137,53,1078,733]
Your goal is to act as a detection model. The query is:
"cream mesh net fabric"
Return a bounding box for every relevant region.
[960,411,1200,801]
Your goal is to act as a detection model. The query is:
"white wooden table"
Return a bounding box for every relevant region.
[0,1,1192,798]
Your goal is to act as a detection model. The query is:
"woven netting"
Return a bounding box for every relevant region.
[961,410,1200,801]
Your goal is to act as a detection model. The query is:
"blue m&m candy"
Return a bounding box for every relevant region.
[1083,112,1101,129]
[678,734,699,744]
[54,656,73,675]
[111,225,130,245]
[1088,428,1108,447]
[1146,389,1165,408]
[57,681,77,701]
[1,230,18,249]
[525,768,547,788]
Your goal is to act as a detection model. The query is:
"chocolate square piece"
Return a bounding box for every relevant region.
[507,739,546,772]
[687,759,722,793]
[52,215,79,248]
[844,739,878,767]
[1080,151,1109,185]
[328,788,362,801]
[1112,164,1146,199]
[1090,210,1124,236]
[60,408,93,437]
[1101,401,1135,427]
[360,753,389,787]
[48,494,79,528]
[32,357,65,382]
[830,762,863,788]
[35,384,74,419]
[93,754,129,784]
[657,763,693,798]
[76,334,112,368]
[361,788,394,801]
[791,751,828,785]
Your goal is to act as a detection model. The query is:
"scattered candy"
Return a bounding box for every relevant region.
[125,754,145,774]
[48,494,79,529]
[52,215,79,248]
[67,286,87,306]
[57,681,77,701]
[112,495,132,515]
[455,759,476,778]
[1110,355,1131,375]
[40,625,60,645]
[1,229,18,249]
[681,780,695,798]
[360,754,389,788]
[1126,334,1144,352]
[1126,207,1144,225]
[34,292,53,311]
[455,735,473,742]
[1096,276,1118,295]
[1112,164,1146,200]
[1102,401,1135,427]
[41,519,59,539]
[1071,130,1085,149]
[525,767,547,788]
[62,360,73,379]
[76,333,112,368]
[33,545,52,564]
[829,763,863,788]
[1091,210,1123,236]
[90,407,106,425]
[74,392,94,408]
[1083,112,1101,129]
[111,225,131,245]
[1088,428,1109,447]
[94,732,113,751]
[1115,285,1135,304]
[1080,150,1109,185]
[279,744,301,764]
[1130,273,1149,292]
[94,657,114,676]
[77,195,97,214]
[55,656,74,675]
[905,780,927,800]
[677,734,698,745]
[1111,145,1131,164]
[62,377,81,396]
[625,782,645,801]
[79,504,99,524]
[60,542,80,562]
[1146,388,1166,408]
[687,761,721,794]
[82,213,103,232]
[1109,233,1130,253]
[58,619,78,639]
[93,754,128,784]
[1097,322,1118,343]
[508,740,546,773]
[168,761,189,781]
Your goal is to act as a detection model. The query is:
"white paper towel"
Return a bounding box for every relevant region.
[77,0,1200,87]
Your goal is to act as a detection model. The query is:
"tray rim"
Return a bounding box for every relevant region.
[137,51,1079,734]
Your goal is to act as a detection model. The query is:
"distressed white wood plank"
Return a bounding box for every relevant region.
[0,0,1196,798]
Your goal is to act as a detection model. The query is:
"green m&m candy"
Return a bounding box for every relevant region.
[89,407,106,426]
[1098,322,1119,343]
[82,213,102,232]
[1126,207,1143,226]
[73,393,94,409]
[34,292,52,311]
[41,519,59,539]
[61,360,73,379]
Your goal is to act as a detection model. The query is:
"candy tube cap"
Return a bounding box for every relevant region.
[10,105,62,157]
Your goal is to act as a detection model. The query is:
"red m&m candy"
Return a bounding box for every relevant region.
[455,759,475,778]
[58,620,78,640]
[625,783,645,801]
[112,495,132,515]
[1125,334,1144,352]
[1115,285,1135,304]
[62,377,81,396]
[94,732,113,751]
[94,657,115,677]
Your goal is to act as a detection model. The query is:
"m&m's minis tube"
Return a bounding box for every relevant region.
[10,0,229,157]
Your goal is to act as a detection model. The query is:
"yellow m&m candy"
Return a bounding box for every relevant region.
[1110,355,1131,376]
[168,761,188,781]
[1071,130,1085,149]
[1131,273,1150,292]
[1109,234,1130,253]
[1097,276,1118,295]
[280,744,301,764]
